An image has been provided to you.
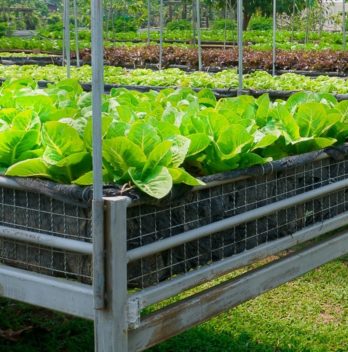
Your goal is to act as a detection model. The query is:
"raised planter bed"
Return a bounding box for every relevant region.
[1,77,348,102]
[1,145,348,289]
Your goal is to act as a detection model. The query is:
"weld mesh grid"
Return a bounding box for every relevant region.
[0,156,348,288]
[0,190,92,283]
[127,157,348,288]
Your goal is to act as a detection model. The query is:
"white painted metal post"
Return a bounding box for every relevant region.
[196,0,203,71]
[291,0,295,42]
[73,0,80,67]
[305,0,310,45]
[95,197,131,352]
[237,0,243,95]
[91,0,105,314]
[272,0,276,76]
[147,0,151,45]
[223,0,228,50]
[343,0,346,50]
[63,0,71,77]
[159,0,164,69]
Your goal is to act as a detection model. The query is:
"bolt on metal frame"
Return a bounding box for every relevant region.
[1,1,348,352]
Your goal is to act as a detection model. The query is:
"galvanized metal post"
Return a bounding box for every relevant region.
[291,0,295,42]
[305,0,310,45]
[147,0,151,45]
[272,0,276,76]
[73,0,80,67]
[343,0,346,50]
[95,197,131,352]
[237,0,243,95]
[63,0,71,77]
[91,0,104,315]
[196,0,202,70]
[62,4,65,68]
[159,0,164,69]
[223,0,227,50]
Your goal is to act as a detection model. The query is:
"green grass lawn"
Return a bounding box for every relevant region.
[0,259,347,352]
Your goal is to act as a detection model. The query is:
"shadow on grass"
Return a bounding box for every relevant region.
[0,298,93,352]
[0,299,298,352]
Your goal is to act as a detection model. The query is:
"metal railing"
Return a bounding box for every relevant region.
[1,177,348,351]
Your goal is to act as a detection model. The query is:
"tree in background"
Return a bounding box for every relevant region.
[0,0,48,29]
[213,0,316,30]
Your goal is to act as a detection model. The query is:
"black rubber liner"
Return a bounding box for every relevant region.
[1,145,348,288]
[3,56,348,77]
[1,78,343,101]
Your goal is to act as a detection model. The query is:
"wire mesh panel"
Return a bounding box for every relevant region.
[127,154,348,288]
[0,150,348,288]
[0,189,92,283]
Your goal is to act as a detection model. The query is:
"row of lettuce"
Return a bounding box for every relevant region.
[1,65,348,94]
[0,79,348,199]
[1,28,346,52]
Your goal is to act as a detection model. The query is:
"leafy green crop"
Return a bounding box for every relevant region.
[1,65,348,94]
[1,79,348,199]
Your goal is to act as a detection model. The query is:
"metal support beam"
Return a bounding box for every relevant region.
[147,0,151,45]
[305,0,310,45]
[73,0,80,67]
[272,0,276,76]
[127,178,348,263]
[129,230,348,351]
[94,197,131,352]
[196,0,202,71]
[159,0,164,70]
[0,226,93,255]
[0,265,94,320]
[129,211,348,309]
[63,0,71,77]
[237,0,243,95]
[343,0,346,50]
[91,0,105,311]
[223,0,228,50]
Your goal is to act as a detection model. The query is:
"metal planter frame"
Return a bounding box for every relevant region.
[1,169,348,351]
[1,1,348,352]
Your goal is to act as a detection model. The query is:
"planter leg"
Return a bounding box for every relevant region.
[94,197,131,352]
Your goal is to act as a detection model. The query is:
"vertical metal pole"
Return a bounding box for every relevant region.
[343,0,346,50]
[73,0,80,67]
[147,0,151,45]
[62,3,65,68]
[191,1,196,45]
[272,0,276,76]
[159,0,164,70]
[305,0,310,45]
[63,0,71,78]
[95,197,130,352]
[237,0,243,95]
[196,0,202,71]
[291,0,295,42]
[223,0,228,50]
[91,0,104,315]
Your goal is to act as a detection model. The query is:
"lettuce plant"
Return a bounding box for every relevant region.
[1,80,348,199]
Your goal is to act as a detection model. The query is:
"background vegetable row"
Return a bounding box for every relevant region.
[1,79,348,199]
[2,45,348,73]
[2,29,345,52]
[2,65,348,94]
